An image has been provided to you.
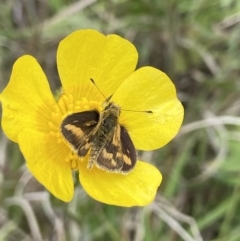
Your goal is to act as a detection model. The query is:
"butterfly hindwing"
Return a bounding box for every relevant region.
[61,111,99,156]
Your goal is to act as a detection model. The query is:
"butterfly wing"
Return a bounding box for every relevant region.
[94,124,123,171]
[61,111,99,157]
[119,126,137,173]
[95,125,137,173]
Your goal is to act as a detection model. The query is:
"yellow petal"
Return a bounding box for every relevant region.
[18,129,74,202]
[0,55,56,142]
[112,66,184,150]
[57,29,138,103]
[79,161,162,207]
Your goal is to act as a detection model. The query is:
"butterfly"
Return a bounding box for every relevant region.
[61,97,137,173]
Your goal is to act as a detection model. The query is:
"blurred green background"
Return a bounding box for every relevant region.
[1,0,240,241]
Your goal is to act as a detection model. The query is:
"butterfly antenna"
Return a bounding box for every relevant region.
[121,109,153,113]
[90,78,107,99]
[90,78,152,113]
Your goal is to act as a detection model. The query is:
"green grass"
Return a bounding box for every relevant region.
[1,0,240,240]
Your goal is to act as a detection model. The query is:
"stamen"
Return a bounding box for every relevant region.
[70,157,79,170]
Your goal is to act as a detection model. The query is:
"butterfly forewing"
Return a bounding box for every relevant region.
[95,124,136,173]
[119,126,137,172]
[95,124,124,172]
[61,111,99,156]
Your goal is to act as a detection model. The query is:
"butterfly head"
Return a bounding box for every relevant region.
[101,94,120,117]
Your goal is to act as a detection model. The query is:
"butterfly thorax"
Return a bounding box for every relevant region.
[88,102,121,169]
[96,102,120,140]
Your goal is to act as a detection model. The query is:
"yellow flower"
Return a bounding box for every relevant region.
[0,29,183,207]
